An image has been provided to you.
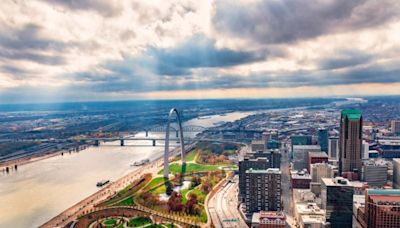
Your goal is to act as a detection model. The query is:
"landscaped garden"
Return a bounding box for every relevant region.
[92,142,239,225]
[88,216,176,228]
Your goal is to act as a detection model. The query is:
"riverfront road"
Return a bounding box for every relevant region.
[208,175,248,228]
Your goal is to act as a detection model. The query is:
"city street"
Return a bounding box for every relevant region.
[208,175,248,228]
[281,143,296,227]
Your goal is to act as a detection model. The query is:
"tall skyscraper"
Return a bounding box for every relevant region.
[245,168,282,214]
[339,109,363,176]
[318,128,329,153]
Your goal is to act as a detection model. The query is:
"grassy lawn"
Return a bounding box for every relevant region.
[180,188,191,204]
[148,225,165,228]
[128,217,151,227]
[158,163,222,175]
[104,218,117,227]
[115,196,134,206]
[185,150,198,162]
[150,184,166,194]
[190,188,206,204]
[144,177,165,190]
[98,174,151,207]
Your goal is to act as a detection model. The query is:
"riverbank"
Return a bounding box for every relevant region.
[41,144,191,228]
[0,150,62,171]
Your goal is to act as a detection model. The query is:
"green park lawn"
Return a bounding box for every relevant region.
[104,218,117,227]
[190,188,206,204]
[158,162,222,175]
[115,196,134,206]
[185,150,198,162]
[128,217,152,227]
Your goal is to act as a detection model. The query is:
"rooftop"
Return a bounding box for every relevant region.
[246,168,281,174]
[259,211,286,219]
[296,203,325,215]
[341,109,362,121]
[293,145,321,150]
[367,189,400,196]
[322,177,353,186]
[300,214,326,225]
[308,152,329,158]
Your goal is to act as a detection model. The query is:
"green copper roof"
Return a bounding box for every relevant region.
[367,189,400,196]
[341,109,362,120]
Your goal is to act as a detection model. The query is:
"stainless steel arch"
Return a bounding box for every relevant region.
[163,108,185,178]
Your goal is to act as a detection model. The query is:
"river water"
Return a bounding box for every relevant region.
[0,111,252,228]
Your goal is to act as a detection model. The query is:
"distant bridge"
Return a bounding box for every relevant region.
[132,125,206,137]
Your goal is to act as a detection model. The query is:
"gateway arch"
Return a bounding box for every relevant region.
[163,108,185,178]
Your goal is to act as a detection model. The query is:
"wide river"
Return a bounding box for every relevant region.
[0,111,252,228]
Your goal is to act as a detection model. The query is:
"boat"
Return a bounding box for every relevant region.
[96,180,110,187]
[131,159,150,166]
[213,121,226,126]
[197,116,211,119]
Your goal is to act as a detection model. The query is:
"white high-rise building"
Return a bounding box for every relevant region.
[362,160,388,187]
[328,137,339,160]
[393,159,400,189]
[311,163,334,183]
[362,141,369,159]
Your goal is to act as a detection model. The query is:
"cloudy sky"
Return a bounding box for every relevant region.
[0,0,400,103]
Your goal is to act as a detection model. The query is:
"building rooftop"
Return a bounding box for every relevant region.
[293,145,321,150]
[367,189,400,196]
[251,140,266,144]
[369,195,400,203]
[296,202,325,215]
[308,152,329,158]
[341,109,362,121]
[259,211,286,219]
[246,168,281,174]
[322,177,353,186]
[300,214,326,225]
[252,211,286,225]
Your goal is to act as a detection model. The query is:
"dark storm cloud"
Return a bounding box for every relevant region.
[73,34,268,84]
[197,63,400,90]
[0,23,66,65]
[319,51,373,70]
[213,0,400,44]
[148,35,267,75]
[0,50,66,65]
[45,0,122,17]
[1,65,30,80]
[0,23,65,51]
[73,59,400,93]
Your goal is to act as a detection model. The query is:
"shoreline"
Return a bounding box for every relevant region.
[0,150,63,171]
[40,144,193,228]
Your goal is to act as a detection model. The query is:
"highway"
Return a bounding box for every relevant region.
[208,175,248,228]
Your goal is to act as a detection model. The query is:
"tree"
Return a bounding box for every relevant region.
[218,154,226,163]
[168,191,183,212]
[143,192,160,206]
[200,180,212,193]
[191,176,201,187]
[185,193,199,215]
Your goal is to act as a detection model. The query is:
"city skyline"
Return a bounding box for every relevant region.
[1,0,400,103]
